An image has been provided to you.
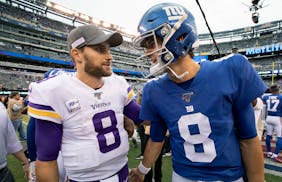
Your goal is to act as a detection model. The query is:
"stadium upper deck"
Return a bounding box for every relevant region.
[196,19,282,85]
[0,0,148,92]
[0,0,281,91]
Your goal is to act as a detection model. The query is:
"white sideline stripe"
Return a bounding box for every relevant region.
[264,169,282,177]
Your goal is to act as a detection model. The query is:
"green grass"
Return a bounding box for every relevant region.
[7,115,282,182]
[128,142,282,182]
[265,173,282,182]
[128,142,172,182]
[8,141,282,182]
[7,155,27,182]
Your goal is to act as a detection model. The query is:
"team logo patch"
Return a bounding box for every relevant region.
[182,92,193,102]
[185,105,194,113]
[65,98,81,113]
[162,5,187,21]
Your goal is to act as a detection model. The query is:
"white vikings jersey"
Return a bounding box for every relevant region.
[28,74,134,181]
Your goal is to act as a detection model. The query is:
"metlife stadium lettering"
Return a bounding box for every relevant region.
[245,43,282,55]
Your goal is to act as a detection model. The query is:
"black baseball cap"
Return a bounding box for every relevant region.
[67,24,123,51]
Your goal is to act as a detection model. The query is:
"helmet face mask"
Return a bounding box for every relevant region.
[134,24,175,78]
[134,3,199,78]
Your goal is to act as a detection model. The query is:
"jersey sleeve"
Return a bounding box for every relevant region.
[36,119,63,161]
[231,55,267,139]
[26,117,37,162]
[150,119,167,142]
[126,86,135,106]
[28,82,62,124]
[140,81,167,141]
[140,81,162,122]
[233,55,267,110]
[123,100,142,125]
[234,103,257,139]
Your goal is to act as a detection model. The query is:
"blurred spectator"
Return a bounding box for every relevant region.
[7,91,26,141]
[0,102,29,181]
[136,93,146,160]
[0,95,6,103]
[163,134,171,157]
[252,97,264,140]
[231,47,238,54]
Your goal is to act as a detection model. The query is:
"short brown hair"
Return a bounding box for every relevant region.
[9,91,19,98]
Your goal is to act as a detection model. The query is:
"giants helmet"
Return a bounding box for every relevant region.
[134,2,199,78]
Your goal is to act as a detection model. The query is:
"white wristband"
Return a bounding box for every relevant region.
[138,161,151,175]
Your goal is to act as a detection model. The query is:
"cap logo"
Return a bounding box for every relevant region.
[162,6,186,21]
[71,37,85,49]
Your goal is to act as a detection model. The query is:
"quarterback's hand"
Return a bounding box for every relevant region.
[124,116,135,137]
[23,162,30,180]
[129,168,145,182]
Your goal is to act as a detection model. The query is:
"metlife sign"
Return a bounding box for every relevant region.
[245,43,282,55]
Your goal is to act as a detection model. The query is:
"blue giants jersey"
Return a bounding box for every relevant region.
[140,54,266,181]
[262,94,282,117]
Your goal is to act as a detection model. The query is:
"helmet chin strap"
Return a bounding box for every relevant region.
[166,66,188,80]
[161,14,189,80]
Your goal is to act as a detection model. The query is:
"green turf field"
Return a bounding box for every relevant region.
[7,142,282,182]
[7,115,282,182]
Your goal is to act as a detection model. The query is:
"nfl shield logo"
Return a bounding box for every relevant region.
[182,92,193,102]
[94,92,102,99]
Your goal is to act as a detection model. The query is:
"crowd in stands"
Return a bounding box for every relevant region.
[3,0,281,91]
[0,1,74,35]
[1,1,282,91]
[0,68,43,90]
[0,0,146,71]
[198,32,282,54]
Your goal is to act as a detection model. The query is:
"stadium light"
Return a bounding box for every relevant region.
[92,18,100,25]
[79,13,91,22]
[74,12,80,17]
[101,21,111,28]
[53,4,75,15]
[126,29,137,37]
[46,0,53,7]
[47,0,136,36]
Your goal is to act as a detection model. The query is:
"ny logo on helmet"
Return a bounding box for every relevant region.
[162,6,187,21]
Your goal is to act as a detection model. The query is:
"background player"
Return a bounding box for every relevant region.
[262,84,282,163]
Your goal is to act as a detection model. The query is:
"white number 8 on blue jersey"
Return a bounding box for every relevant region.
[178,113,216,162]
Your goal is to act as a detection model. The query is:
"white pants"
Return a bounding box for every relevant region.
[266,116,281,137]
[172,171,243,182]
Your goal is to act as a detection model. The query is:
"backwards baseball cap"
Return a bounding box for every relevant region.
[67,24,123,51]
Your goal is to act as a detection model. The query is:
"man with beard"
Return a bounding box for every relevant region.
[28,25,142,181]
